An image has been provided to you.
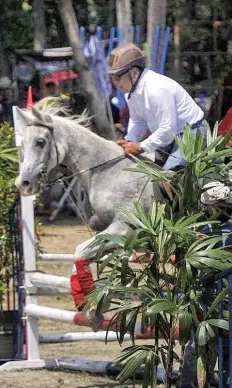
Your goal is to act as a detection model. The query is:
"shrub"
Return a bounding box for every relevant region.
[0,121,18,305]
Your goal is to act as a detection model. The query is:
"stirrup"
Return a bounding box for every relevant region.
[201,181,230,205]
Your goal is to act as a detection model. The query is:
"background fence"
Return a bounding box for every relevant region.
[203,268,232,387]
[0,198,24,363]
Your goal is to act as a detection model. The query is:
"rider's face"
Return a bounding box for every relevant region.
[111,68,140,94]
[111,71,132,93]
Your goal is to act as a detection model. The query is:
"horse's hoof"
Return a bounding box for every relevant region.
[85,310,104,332]
[89,214,109,231]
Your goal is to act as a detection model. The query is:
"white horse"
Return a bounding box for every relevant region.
[15,100,164,316]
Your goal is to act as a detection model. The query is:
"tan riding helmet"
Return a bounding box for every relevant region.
[108,43,146,75]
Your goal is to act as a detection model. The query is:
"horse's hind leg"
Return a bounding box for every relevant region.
[70,220,131,330]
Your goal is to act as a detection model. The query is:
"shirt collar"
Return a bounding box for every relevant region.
[133,68,149,95]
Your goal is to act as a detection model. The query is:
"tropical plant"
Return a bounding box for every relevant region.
[0,122,18,212]
[85,123,232,387]
[0,122,19,305]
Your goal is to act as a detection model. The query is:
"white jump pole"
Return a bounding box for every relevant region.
[37,253,150,263]
[39,331,131,343]
[13,106,40,361]
[31,272,70,290]
[24,304,155,340]
[25,304,114,331]
[37,287,70,296]
[25,304,79,324]
[37,253,76,261]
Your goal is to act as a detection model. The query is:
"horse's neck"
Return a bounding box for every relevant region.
[55,118,124,175]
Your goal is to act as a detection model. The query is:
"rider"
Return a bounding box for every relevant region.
[107,43,206,171]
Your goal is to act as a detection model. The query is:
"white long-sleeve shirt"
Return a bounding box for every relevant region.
[125,69,204,152]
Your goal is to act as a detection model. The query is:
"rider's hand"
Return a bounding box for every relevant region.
[116,139,128,145]
[122,141,143,155]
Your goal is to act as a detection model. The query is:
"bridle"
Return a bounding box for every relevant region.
[27,120,60,167]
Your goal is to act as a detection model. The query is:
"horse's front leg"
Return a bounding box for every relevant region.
[70,220,131,329]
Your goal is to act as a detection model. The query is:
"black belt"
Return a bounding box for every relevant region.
[191,117,205,130]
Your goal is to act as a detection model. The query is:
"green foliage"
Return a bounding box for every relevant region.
[87,0,98,33]
[0,122,18,304]
[1,0,232,99]
[0,122,18,216]
[86,124,232,387]
[0,0,34,50]
[166,0,232,91]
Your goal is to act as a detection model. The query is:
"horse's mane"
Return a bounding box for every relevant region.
[34,96,92,128]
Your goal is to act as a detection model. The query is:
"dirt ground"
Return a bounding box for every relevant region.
[1,216,169,388]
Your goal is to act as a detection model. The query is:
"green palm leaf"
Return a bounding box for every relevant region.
[146,299,176,316]
[115,346,157,385]
[143,350,156,388]
[178,311,193,346]
[207,319,229,331]
[197,355,206,388]
[205,286,228,318]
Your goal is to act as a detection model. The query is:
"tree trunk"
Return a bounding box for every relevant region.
[116,0,133,43]
[33,0,46,52]
[116,0,124,29]
[124,0,133,42]
[0,34,8,78]
[124,0,132,28]
[147,0,167,68]
[56,0,115,140]
[173,24,181,82]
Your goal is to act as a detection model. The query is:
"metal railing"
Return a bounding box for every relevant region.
[203,268,232,387]
[0,198,24,361]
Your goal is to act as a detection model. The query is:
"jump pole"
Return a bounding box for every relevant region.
[25,304,147,335]
[13,105,40,361]
[39,331,131,343]
[37,253,76,262]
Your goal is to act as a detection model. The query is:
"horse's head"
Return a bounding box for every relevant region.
[15,105,67,196]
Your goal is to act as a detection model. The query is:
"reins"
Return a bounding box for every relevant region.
[41,154,127,189]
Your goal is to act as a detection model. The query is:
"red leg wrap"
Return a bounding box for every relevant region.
[70,259,95,310]
[70,274,86,308]
[75,259,96,295]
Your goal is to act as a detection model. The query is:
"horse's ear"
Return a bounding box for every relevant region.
[31,106,43,121]
[14,106,32,125]
[31,106,53,128]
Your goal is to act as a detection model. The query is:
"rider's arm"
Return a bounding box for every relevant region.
[140,88,177,153]
[125,102,148,142]
[125,117,148,141]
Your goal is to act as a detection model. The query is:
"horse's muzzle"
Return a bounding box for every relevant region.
[15,175,36,196]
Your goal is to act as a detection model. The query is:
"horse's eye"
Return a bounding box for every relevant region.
[36,139,46,148]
